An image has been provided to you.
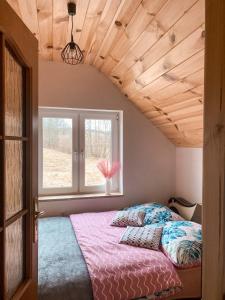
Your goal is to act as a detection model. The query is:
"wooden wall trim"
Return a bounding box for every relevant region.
[203,0,225,298]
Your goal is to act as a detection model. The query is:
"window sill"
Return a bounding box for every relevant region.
[38,192,124,202]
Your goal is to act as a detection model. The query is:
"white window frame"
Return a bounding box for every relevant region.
[38,108,79,195]
[38,107,122,196]
[79,112,120,193]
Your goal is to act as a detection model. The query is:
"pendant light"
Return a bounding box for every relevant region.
[61,2,83,65]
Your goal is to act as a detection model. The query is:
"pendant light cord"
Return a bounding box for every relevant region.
[71,15,74,42]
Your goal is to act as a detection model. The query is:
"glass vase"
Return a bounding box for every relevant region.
[105,178,111,195]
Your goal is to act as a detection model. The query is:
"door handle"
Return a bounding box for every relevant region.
[34,210,45,219]
[34,196,45,219]
[33,197,45,242]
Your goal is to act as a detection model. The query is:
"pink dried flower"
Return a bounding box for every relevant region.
[97,160,120,179]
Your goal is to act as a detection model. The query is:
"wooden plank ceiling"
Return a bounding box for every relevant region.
[7,0,205,147]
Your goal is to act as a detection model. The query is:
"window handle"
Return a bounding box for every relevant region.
[81,150,85,159]
[73,151,78,161]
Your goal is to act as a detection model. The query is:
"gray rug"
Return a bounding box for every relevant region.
[38,217,93,300]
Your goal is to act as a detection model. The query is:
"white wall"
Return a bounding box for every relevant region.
[175,148,203,204]
[38,60,176,216]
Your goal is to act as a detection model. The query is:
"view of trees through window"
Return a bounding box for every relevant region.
[85,119,112,186]
[42,117,72,188]
[42,117,112,188]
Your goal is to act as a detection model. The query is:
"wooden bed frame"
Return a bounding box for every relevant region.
[173,267,201,299]
[168,197,201,224]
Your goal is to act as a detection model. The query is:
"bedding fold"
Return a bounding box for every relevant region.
[70,211,183,300]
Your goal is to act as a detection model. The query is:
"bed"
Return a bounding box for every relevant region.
[38,201,201,300]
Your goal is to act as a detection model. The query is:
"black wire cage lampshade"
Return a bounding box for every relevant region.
[61,2,83,65]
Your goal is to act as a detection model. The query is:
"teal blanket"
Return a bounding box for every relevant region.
[38,217,93,300]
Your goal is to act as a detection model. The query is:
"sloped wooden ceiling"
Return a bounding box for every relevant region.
[7,0,205,147]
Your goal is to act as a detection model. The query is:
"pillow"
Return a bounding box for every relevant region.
[161,221,202,268]
[119,225,163,250]
[148,206,184,225]
[124,202,164,213]
[111,210,145,227]
[124,202,184,225]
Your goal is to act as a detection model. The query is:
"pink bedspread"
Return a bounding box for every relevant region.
[70,211,182,300]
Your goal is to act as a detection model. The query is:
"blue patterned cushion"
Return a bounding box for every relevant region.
[161,221,202,268]
[124,202,183,225]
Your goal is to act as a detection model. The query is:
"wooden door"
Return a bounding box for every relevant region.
[0,1,38,300]
[203,0,225,299]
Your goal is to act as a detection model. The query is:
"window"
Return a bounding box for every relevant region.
[38,108,122,195]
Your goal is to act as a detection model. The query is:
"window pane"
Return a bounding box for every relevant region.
[5,141,23,219]
[6,217,25,299]
[42,117,72,188]
[5,47,23,137]
[85,119,112,186]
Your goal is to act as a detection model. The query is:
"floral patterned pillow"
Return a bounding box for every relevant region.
[120,225,163,250]
[124,202,183,225]
[111,210,145,227]
[161,221,202,268]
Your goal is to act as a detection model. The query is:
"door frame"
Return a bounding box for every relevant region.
[203,0,225,298]
[0,0,225,299]
[0,1,38,299]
